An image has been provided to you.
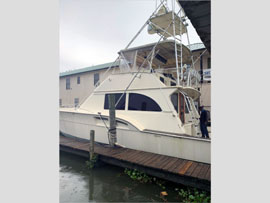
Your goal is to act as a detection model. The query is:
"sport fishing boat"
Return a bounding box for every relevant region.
[60,1,210,164]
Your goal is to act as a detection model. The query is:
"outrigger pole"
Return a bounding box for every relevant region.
[171,0,180,86]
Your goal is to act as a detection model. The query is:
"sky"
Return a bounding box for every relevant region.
[60,0,202,72]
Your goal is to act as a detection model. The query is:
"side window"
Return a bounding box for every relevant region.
[77,76,80,84]
[74,98,79,107]
[94,73,99,86]
[104,93,126,110]
[128,93,162,112]
[171,93,178,113]
[160,77,164,83]
[185,97,190,113]
[66,78,70,90]
[171,81,176,86]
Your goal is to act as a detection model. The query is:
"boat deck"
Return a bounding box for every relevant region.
[60,135,210,191]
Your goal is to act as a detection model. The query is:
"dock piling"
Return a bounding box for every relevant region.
[89,130,95,160]
[108,94,117,147]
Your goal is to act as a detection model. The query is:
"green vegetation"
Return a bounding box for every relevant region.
[175,187,210,202]
[124,168,152,183]
[124,168,211,202]
[85,154,99,169]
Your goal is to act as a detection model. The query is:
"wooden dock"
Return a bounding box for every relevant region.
[60,135,210,191]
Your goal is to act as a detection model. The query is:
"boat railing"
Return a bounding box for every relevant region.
[154,66,201,88]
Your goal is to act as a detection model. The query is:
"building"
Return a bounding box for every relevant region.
[59,43,211,115]
[59,62,120,108]
[188,43,211,113]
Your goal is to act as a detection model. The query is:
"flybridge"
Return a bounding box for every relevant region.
[99,0,201,90]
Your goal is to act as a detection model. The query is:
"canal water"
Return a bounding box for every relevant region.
[60,151,184,202]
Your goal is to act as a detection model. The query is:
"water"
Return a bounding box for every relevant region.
[60,151,183,202]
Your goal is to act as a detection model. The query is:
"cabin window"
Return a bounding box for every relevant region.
[104,93,126,110]
[74,98,79,107]
[66,78,70,90]
[128,93,162,112]
[94,73,99,86]
[171,81,176,86]
[171,93,178,113]
[77,76,80,84]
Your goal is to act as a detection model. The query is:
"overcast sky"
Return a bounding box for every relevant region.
[60,0,202,72]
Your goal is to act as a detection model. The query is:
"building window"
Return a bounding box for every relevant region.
[66,78,70,90]
[59,99,62,107]
[77,76,80,84]
[94,73,99,86]
[74,98,79,107]
[128,93,162,112]
[208,57,211,69]
[104,93,126,110]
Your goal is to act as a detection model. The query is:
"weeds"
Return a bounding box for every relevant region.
[85,154,99,169]
[175,187,210,202]
[124,168,152,183]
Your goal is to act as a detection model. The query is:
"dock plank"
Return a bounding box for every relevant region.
[204,167,211,181]
[146,154,165,169]
[184,162,198,176]
[123,150,142,161]
[173,160,188,174]
[167,159,185,173]
[178,161,193,175]
[161,157,179,171]
[158,156,175,170]
[115,149,136,160]
[132,152,152,164]
[191,163,204,178]
[197,164,210,180]
[152,155,171,169]
[143,153,164,167]
[139,153,159,166]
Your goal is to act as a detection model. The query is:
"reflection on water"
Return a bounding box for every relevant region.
[60,151,180,202]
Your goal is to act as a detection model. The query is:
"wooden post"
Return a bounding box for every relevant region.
[108,94,117,147]
[89,130,95,160]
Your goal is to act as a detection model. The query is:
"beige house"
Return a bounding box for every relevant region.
[59,43,211,114]
[59,62,120,107]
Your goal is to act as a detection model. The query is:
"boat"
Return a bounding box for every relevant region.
[60,1,210,164]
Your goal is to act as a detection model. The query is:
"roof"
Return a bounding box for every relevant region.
[59,61,119,77]
[59,43,205,77]
[120,40,192,69]
[178,1,211,53]
[188,43,206,52]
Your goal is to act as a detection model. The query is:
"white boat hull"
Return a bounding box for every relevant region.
[60,111,210,164]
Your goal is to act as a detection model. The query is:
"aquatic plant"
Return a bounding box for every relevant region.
[175,187,210,202]
[124,168,210,202]
[85,154,99,169]
[124,168,153,183]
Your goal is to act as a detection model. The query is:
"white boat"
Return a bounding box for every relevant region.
[60,2,210,164]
